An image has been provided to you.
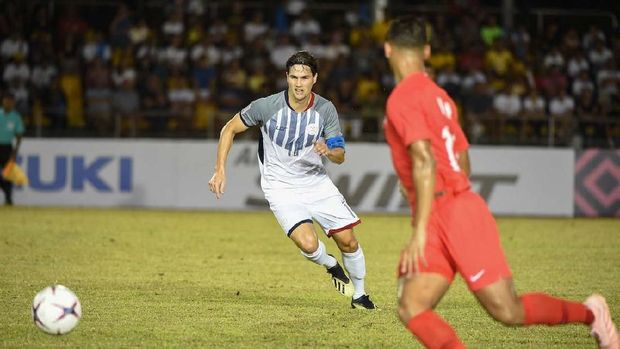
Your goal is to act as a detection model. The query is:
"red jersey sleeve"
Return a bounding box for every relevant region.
[388,96,433,146]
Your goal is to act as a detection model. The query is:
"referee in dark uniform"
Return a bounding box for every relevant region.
[0,92,24,206]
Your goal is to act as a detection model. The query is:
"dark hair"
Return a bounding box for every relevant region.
[385,16,431,48]
[286,51,318,76]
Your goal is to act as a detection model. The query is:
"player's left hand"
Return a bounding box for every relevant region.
[399,229,428,276]
[208,171,226,199]
[313,140,330,157]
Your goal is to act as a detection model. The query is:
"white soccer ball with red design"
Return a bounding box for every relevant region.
[32,285,81,335]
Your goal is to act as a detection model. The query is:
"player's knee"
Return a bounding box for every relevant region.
[335,232,358,253]
[397,296,430,325]
[487,302,523,326]
[298,238,319,255]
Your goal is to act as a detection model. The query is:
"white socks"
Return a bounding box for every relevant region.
[301,240,337,269]
[342,246,366,299]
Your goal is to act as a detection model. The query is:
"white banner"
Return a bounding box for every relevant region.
[13,140,574,216]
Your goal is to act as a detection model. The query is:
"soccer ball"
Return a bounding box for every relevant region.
[32,285,81,335]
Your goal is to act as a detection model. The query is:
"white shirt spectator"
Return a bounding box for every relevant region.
[191,42,221,65]
[549,94,575,116]
[270,39,298,68]
[162,16,184,36]
[187,0,205,16]
[31,64,58,89]
[589,46,613,68]
[461,70,487,91]
[493,92,522,117]
[302,37,328,59]
[112,68,136,87]
[543,50,564,68]
[3,62,30,83]
[82,42,111,62]
[244,14,269,42]
[168,88,195,103]
[161,46,187,66]
[291,13,321,42]
[523,95,546,114]
[567,55,590,78]
[0,37,28,60]
[572,76,594,96]
[436,70,462,88]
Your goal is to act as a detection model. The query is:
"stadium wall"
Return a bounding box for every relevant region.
[13,139,581,216]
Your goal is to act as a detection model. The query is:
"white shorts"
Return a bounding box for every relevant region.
[264,179,361,237]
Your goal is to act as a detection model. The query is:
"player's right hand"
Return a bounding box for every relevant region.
[399,229,428,276]
[208,171,226,199]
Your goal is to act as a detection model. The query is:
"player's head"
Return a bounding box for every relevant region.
[286,51,318,102]
[384,16,431,68]
[2,91,15,110]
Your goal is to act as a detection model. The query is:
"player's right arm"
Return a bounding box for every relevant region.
[400,139,436,276]
[209,113,249,199]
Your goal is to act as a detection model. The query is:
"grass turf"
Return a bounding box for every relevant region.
[0,207,618,348]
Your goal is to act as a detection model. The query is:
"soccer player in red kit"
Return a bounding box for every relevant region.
[383,16,619,349]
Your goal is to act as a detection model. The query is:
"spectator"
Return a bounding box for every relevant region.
[543,46,564,69]
[464,81,494,143]
[140,74,168,133]
[270,34,297,69]
[31,56,57,94]
[129,18,151,46]
[480,15,503,47]
[191,36,221,66]
[324,30,350,61]
[566,50,590,79]
[56,5,88,47]
[582,25,606,51]
[244,12,269,43]
[436,65,462,100]
[548,89,575,143]
[588,40,614,71]
[3,56,30,85]
[82,31,111,63]
[85,58,112,136]
[109,3,131,49]
[1,32,28,61]
[522,88,547,141]
[162,9,185,38]
[509,24,531,60]
[112,77,141,137]
[291,9,321,44]
[572,70,595,97]
[485,38,513,79]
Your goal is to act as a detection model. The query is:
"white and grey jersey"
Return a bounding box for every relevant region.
[240,90,343,190]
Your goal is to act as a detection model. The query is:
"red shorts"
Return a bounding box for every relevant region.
[398,190,512,291]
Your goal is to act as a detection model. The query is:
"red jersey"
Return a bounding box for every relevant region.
[385,72,470,208]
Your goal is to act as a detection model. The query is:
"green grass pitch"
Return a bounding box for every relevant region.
[1,207,618,348]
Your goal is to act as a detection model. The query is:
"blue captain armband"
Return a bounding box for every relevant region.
[326,135,346,149]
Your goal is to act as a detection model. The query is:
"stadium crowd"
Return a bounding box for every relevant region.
[0,0,619,147]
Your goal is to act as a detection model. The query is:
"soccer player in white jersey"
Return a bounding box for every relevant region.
[209,51,375,309]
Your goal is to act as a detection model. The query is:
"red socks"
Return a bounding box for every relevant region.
[520,292,594,326]
[406,310,466,349]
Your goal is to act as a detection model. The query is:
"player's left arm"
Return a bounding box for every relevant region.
[457,150,471,177]
[314,136,345,164]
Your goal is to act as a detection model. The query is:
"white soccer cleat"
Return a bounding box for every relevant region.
[584,294,620,349]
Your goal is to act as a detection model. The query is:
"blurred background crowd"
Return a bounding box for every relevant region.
[1,0,619,147]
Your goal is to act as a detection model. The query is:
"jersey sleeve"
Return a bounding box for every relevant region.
[321,102,343,139]
[239,96,270,127]
[388,97,432,145]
